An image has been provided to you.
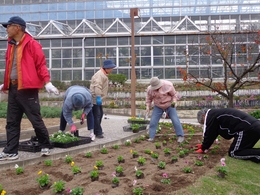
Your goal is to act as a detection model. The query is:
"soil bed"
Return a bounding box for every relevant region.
[0,122,231,195]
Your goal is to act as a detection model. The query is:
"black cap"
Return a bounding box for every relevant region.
[1,16,26,28]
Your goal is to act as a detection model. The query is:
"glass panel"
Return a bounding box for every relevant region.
[0,41,7,49]
[153,68,163,78]
[119,58,130,67]
[141,68,152,79]
[62,70,72,80]
[43,49,49,58]
[52,49,61,58]
[39,39,50,47]
[164,36,175,44]
[95,38,105,46]
[96,48,105,59]
[51,39,61,47]
[85,38,94,46]
[50,70,61,81]
[141,36,151,44]
[85,48,95,57]
[85,69,95,80]
[118,37,129,45]
[85,58,95,67]
[200,56,210,65]
[176,46,186,55]
[154,57,164,66]
[141,57,151,66]
[52,59,61,68]
[165,57,175,66]
[140,47,151,56]
[119,47,129,56]
[188,35,198,43]
[153,46,163,56]
[165,68,176,79]
[107,37,117,45]
[62,59,72,68]
[106,48,116,57]
[176,56,186,65]
[62,39,72,47]
[62,49,72,58]
[0,61,5,69]
[176,35,186,44]
[164,46,174,55]
[153,36,163,44]
[73,70,82,80]
[73,49,82,57]
[73,39,82,47]
[73,59,82,67]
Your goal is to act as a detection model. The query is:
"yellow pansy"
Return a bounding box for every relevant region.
[38,170,42,175]
[70,161,75,166]
[1,190,7,195]
[94,166,98,170]
[130,149,133,153]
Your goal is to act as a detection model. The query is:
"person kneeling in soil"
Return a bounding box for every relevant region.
[196,108,260,163]
[59,85,95,140]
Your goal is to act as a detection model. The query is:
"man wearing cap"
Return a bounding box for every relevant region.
[59,85,95,140]
[89,59,116,138]
[0,16,59,160]
[146,77,185,143]
[196,108,260,163]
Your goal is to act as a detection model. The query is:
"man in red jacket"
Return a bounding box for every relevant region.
[0,16,59,160]
[196,108,260,163]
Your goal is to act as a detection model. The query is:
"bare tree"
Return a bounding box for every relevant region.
[179,31,260,108]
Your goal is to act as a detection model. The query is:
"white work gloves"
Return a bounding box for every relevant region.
[0,84,3,91]
[45,82,59,95]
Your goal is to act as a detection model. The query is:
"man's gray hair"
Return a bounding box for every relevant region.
[197,108,209,124]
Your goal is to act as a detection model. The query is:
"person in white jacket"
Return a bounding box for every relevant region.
[59,85,95,140]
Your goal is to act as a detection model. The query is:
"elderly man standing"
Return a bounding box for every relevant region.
[90,59,116,138]
[146,77,184,143]
[0,16,59,159]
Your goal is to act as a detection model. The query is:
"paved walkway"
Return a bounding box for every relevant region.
[0,114,198,170]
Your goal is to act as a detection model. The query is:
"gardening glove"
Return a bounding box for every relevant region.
[171,101,177,108]
[146,106,150,115]
[45,82,59,95]
[196,144,202,149]
[195,149,204,154]
[96,96,102,105]
[0,84,3,93]
[70,124,77,133]
[80,113,86,125]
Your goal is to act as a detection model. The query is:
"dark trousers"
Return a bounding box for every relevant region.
[229,127,260,163]
[59,109,94,131]
[92,104,103,136]
[3,84,51,154]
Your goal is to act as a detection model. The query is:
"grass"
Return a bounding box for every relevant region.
[176,141,260,195]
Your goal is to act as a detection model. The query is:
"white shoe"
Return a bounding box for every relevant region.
[0,152,19,161]
[147,138,154,142]
[90,133,95,141]
[41,148,50,156]
[177,136,184,143]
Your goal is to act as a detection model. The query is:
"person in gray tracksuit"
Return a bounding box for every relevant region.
[197,108,260,163]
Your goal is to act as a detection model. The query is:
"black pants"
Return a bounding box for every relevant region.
[92,104,103,136]
[3,84,51,154]
[229,127,260,163]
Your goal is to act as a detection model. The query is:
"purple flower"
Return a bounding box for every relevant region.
[162,173,168,178]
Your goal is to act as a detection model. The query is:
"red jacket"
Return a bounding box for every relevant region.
[3,33,50,90]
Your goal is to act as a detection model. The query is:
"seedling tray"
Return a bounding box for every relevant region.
[52,136,91,148]
[19,140,54,153]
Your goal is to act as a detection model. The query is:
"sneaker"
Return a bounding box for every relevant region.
[147,138,154,142]
[41,148,50,156]
[90,133,96,141]
[96,135,104,139]
[0,152,19,161]
[177,136,184,143]
[58,130,64,133]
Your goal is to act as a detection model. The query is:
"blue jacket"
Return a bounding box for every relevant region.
[63,85,93,125]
